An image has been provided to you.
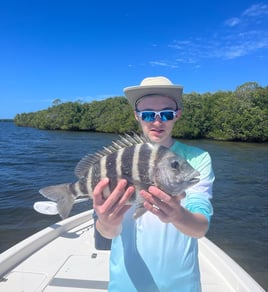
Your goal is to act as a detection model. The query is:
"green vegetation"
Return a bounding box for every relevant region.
[14,82,268,142]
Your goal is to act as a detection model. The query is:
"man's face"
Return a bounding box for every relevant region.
[135,95,181,147]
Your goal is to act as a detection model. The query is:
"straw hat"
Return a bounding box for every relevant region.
[123,76,183,109]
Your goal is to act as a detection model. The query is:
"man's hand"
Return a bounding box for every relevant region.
[93,178,135,238]
[140,186,208,238]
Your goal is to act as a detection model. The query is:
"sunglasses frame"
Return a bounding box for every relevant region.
[136,109,178,122]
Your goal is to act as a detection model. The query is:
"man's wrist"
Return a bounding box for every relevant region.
[96,219,122,239]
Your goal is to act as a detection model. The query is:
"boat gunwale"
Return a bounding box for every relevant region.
[0,210,93,279]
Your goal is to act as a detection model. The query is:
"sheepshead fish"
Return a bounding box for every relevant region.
[39,133,200,219]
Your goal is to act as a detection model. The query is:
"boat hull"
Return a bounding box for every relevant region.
[0,210,265,291]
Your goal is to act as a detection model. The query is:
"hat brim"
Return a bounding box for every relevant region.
[124,85,183,108]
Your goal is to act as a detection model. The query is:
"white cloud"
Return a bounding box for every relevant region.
[225,2,268,27]
[150,3,268,68]
[225,17,240,27]
[242,3,268,17]
[214,30,268,59]
[149,60,178,68]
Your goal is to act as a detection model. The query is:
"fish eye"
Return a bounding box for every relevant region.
[171,160,179,169]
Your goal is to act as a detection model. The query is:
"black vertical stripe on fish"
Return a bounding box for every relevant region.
[120,146,136,201]
[91,159,102,191]
[137,144,154,187]
[131,144,143,202]
[121,146,134,181]
[100,154,112,198]
[105,150,119,192]
[156,145,171,161]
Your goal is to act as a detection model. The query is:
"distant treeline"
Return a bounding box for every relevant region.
[14,82,268,142]
[0,119,13,122]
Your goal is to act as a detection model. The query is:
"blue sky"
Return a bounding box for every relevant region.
[1,0,268,118]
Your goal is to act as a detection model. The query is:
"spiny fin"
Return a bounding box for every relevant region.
[39,183,75,219]
[74,132,150,179]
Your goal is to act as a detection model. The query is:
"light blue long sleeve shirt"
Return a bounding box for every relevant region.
[108,141,215,292]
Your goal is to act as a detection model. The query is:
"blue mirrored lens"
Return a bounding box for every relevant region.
[141,112,156,121]
[139,111,175,122]
[160,111,174,121]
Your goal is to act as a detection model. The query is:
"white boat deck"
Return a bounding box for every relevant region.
[0,210,265,292]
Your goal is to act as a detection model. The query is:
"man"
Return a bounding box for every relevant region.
[93,77,214,291]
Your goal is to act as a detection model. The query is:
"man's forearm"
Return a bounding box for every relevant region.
[172,207,209,238]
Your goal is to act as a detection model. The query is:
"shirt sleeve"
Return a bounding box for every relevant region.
[184,195,214,224]
[184,151,215,224]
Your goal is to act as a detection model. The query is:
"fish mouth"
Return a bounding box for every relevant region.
[188,177,200,184]
[186,171,200,184]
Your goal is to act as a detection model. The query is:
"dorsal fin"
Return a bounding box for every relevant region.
[74,133,149,178]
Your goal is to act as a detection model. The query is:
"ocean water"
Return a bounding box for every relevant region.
[0,122,267,289]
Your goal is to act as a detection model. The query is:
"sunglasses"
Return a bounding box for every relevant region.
[136,110,178,122]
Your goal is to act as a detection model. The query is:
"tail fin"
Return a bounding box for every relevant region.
[39,183,75,219]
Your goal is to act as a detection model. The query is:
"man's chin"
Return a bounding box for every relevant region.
[148,130,165,141]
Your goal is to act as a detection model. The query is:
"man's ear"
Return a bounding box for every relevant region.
[134,111,139,121]
[175,109,182,120]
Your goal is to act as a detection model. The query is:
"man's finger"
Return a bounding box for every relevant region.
[93,178,110,205]
[102,179,128,209]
